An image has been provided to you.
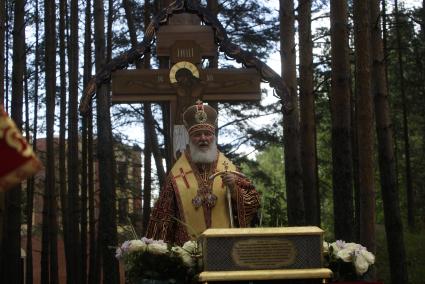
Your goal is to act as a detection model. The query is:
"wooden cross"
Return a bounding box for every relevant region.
[173,167,193,189]
[111,13,261,158]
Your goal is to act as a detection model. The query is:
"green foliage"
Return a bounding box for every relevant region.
[385,5,425,225]
[215,0,279,59]
[375,225,425,284]
[241,144,287,227]
[124,250,189,283]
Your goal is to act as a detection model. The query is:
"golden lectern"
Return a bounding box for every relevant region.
[196,226,332,283]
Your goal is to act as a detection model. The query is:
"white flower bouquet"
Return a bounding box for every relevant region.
[323,240,375,281]
[116,237,201,284]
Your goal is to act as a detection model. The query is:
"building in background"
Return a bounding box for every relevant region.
[22,137,142,283]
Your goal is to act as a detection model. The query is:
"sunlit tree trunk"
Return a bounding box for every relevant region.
[280,0,305,225]
[370,1,408,283]
[330,0,355,241]
[298,0,319,226]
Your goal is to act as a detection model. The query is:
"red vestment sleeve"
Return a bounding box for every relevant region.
[233,176,261,227]
[0,106,42,191]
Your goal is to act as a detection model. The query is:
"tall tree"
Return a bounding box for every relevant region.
[68,0,82,280]
[81,0,93,281]
[298,0,320,226]
[0,0,7,263]
[280,0,305,226]
[58,0,71,280]
[4,0,10,110]
[142,109,152,234]
[122,0,158,233]
[94,0,120,281]
[394,0,415,231]
[0,0,5,105]
[329,0,355,241]
[26,0,41,283]
[370,0,408,283]
[41,0,59,280]
[1,0,25,282]
[353,0,376,253]
[87,109,99,284]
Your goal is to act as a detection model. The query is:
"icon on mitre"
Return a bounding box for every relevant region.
[0,105,42,191]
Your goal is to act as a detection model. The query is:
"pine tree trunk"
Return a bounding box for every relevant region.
[45,1,59,284]
[0,0,6,271]
[352,99,360,242]
[394,0,415,231]
[370,1,409,283]
[422,0,425,158]
[87,109,99,284]
[4,0,10,110]
[41,0,57,281]
[25,0,40,282]
[81,0,93,281]
[330,0,355,241]
[143,110,152,234]
[0,0,5,105]
[122,0,158,233]
[1,0,25,281]
[298,0,320,226]
[58,0,72,280]
[81,118,88,284]
[353,0,376,254]
[26,180,35,284]
[280,0,305,226]
[94,0,120,281]
[24,63,34,283]
[124,0,166,189]
[142,0,153,235]
[67,0,82,281]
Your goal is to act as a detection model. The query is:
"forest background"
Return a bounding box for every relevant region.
[0,0,424,283]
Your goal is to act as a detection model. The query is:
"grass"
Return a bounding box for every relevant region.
[375,224,425,284]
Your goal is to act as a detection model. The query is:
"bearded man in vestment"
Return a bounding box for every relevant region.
[145,101,260,245]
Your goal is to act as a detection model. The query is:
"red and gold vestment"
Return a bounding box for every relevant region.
[146,150,260,245]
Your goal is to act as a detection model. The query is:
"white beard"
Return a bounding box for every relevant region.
[189,138,218,164]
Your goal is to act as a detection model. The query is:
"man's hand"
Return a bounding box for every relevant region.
[221,173,237,199]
